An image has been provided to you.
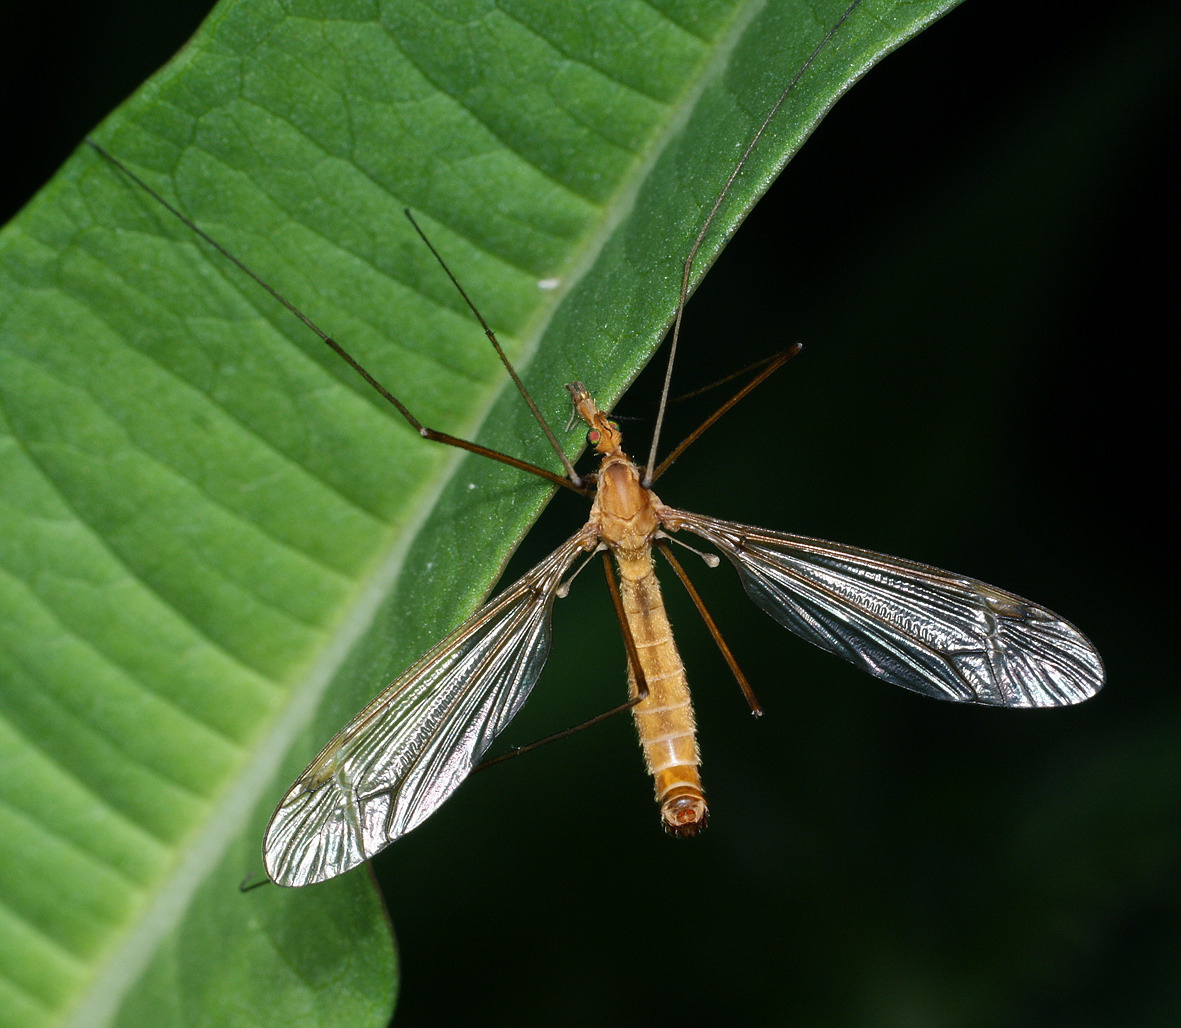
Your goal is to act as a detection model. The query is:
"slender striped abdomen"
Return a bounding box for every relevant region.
[618,563,706,835]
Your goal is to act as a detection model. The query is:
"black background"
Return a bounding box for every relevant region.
[4,1,1178,1026]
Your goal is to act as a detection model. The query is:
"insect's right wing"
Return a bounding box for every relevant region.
[264,529,592,887]
[665,509,1103,708]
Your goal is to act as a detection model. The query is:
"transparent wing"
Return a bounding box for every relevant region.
[665,509,1104,708]
[264,530,592,886]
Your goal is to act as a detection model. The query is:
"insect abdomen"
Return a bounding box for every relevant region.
[619,564,706,836]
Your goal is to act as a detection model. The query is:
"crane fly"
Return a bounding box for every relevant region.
[89,0,1104,890]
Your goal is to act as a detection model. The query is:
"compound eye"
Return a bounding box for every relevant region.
[586,428,601,446]
[607,420,620,432]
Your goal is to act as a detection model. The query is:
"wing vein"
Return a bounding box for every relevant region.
[263,529,591,885]
[663,507,1103,709]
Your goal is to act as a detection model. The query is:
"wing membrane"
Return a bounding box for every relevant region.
[665,509,1103,708]
[264,530,592,886]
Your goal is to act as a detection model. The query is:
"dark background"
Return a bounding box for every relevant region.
[4,1,1177,1026]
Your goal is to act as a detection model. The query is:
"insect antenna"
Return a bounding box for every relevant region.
[475,551,650,771]
[657,541,761,716]
[643,0,865,487]
[85,140,587,495]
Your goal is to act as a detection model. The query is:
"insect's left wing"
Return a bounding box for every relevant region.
[664,509,1104,708]
[264,529,592,887]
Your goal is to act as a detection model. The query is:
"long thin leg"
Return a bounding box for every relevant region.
[472,695,641,772]
[600,549,650,703]
[650,343,801,483]
[657,540,762,716]
[667,350,794,403]
[86,140,586,496]
[474,551,649,772]
[642,0,864,486]
[404,210,582,486]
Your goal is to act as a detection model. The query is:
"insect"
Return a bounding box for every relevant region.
[90,0,1104,889]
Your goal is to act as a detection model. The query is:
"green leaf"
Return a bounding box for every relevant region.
[0,0,958,1024]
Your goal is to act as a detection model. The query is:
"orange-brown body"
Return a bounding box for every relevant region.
[569,383,706,835]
